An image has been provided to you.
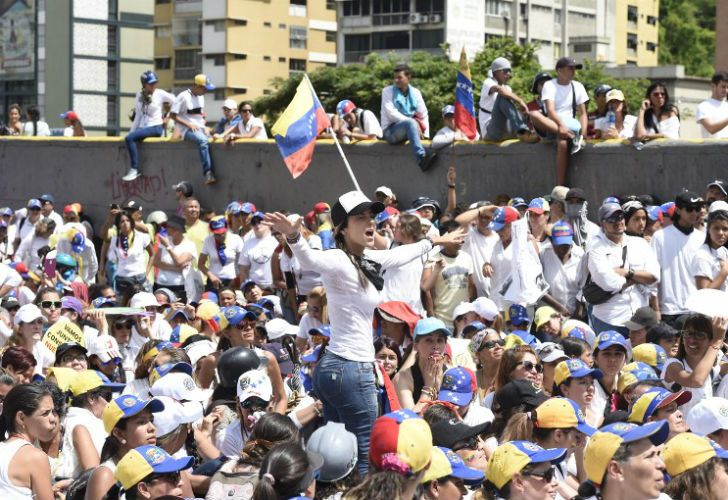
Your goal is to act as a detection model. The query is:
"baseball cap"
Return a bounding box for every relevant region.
[60,296,84,315]
[617,367,660,394]
[226,201,242,214]
[336,99,357,117]
[222,305,257,325]
[632,343,668,372]
[130,291,159,309]
[492,380,549,414]
[375,206,400,227]
[142,341,175,363]
[222,98,237,110]
[375,186,395,199]
[709,200,728,215]
[584,421,668,485]
[561,319,597,349]
[687,397,728,436]
[237,369,273,403]
[369,410,433,474]
[240,202,256,213]
[486,441,567,489]
[265,317,298,340]
[70,231,85,253]
[535,397,596,436]
[555,56,583,70]
[490,57,511,72]
[40,194,55,204]
[193,73,215,90]
[605,89,625,102]
[623,307,658,331]
[60,111,79,121]
[0,207,13,217]
[661,201,676,218]
[627,387,691,424]
[102,395,165,433]
[531,72,552,94]
[331,191,384,228]
[534,306,558,329]
[442,104,455,116]
[309,325,331,338]
[115,445,193,490]
[550,219,574,246]
[462,321,486,337]
[565,188,587,201]
[508,197,528,209]
[472,297,498,322]
[68,369,122,399]
[646,205,663,222]
[662,432,728,477]
[152,396,203,438]
[150,371,210,402]
[437,367,476,406]
[169,324,198,345]
[554,359,602,386]
[87,335,122,364]
[675,190,704,208]
[551,186,569,203]
[488,206,519,231]
[429,418,491,449]
[707,178,728,196]
[14,303,46,326]
[184,339,216,365]
[536,342,568,364]
[452,301,477,321]
[413,317,452,339]
[507,304,529,326]
[598,202,624,221]
[306,422,358,482]
[313,203,329,214]
[527,197,550,214]
[27,198,42,209]
[148,362,193,386]
[209,216,227,234]
[172,180,193,197]
[594,84,612,96]
[594,331,630,355]
[422,446,484,485]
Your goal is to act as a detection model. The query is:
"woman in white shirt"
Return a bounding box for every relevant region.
[381,213,427,315]
[594,89,637,140]
[20,105,51,137]
[199,216,243,290]
[265,190,463,474]
[692,205,728,291]
[153,215,196,303]
[107,211,153,299]
[634,82,681,140]
[7,304,54,375]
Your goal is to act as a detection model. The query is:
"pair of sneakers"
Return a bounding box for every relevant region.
[570,134,585,155]
[122,169,217,185]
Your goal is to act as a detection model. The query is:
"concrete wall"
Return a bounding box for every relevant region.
[1,137,728,228]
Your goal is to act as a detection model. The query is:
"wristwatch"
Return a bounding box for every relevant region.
[626,269,635,280]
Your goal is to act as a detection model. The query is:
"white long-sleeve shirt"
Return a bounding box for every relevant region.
[588,232,660,325]
[651,225,705,315]
[130,88,176,131]
[289,236,433,362]
[540,243,585,315]
[380,85,430,137]
[56,238,99,283]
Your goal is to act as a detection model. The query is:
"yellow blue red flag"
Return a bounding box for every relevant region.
[455,47,478,141]
[271,77,331,178]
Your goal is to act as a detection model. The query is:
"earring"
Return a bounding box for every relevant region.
[120,438,127,444]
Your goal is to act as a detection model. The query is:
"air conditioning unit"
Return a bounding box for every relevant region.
[409,12,428,24]
[429,14,442,23]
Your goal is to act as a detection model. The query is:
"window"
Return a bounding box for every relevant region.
[107,61,117,91]
[343,0,370,16]
[573,43,591,53]
[263,21,271,27]
[279,23,287,29]
[554,9,562,24]
[372,30,408,50]
[627,33,638,50]
[291,0,306,4]
[290,25,307,49]
[278,56,286,62]
[213,90,225,100]
[107,96,117,128]
[234,19,247,26]
[213,20,225,31]
[155,25,171,38]
[627,5,638,23]
[373,0,408,14]
[646,42,656,52]
[326,0,336,9]
[172,17,202,46]
[646,15,656,25]
[415,0,444,14]
[175,48,201,79]
[263,90,272,95]
[326,31,336,42]
[485,0,507,16]
[108,25,117,55]
[208,54,225,65]
[289,58,306,74]
[234,54,247,60]
[156,0,170,3]
[231,88,248,94]
[155,57,171,69]
[263,55,271,61]
[412,29,444,49]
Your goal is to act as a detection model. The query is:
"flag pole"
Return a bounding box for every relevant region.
[302,74,362,192]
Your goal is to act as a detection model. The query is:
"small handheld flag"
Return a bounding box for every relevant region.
[455,47,478,141]
[271,76,331,178]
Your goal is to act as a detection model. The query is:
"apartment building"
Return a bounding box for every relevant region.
[154,0,338,123]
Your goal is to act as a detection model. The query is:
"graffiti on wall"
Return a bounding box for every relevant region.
[109,169,168,204]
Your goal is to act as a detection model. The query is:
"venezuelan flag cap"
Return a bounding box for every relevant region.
[627,387,691,424]
[662,432,728,477]
[114,445,193,489]
[369,410,434,475]
[487,441,566,489]
[102,395,164,433]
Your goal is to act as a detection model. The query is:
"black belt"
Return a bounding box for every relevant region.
[479,107,492,114]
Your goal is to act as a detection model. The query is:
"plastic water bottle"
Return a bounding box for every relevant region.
[606,109,616,126]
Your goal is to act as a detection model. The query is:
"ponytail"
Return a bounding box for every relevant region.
[252,443,311,500]
[575,481,600,499]
[334,225,368,289]
[99,434,121,463]
[500,410,535,442]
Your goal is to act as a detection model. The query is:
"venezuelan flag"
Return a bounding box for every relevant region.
[272,77,331,178]
[454,47,478,141]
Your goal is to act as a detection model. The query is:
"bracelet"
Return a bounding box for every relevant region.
[448,184,456,189]
[165,246,172,251]
[286,233,301,244]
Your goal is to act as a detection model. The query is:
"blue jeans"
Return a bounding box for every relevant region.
[485,95,529,141]
[184,129,213,174]
[383,119,426,162]
[125,125,164,170]
[590,312,629,337]
[313,351,378,475]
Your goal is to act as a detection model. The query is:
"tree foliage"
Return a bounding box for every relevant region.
[254,38,649,132]
[658,0,716,77]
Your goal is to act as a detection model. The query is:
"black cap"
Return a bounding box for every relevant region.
[594,84,612,96]
[124,200,142,212]
[55,342,88,362]
[624,307,658,331]
[492,379,549,414]
[172,180,194,197]
[646,322,679,344]
[707,179,728,196]
[330,191,384,227]
[565,187,587,201]
[675,190,704,208]
[555,56,583,70]
[430,419,491,449]
[166,214,186,231]
[531,71,553,94]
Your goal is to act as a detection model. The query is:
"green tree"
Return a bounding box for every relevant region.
[659,0,715,77]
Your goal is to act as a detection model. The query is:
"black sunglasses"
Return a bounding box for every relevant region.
[479,339,506,351]
[452,435,482,452]
[114,319,134,329]
[518,361,544,373]
[522,466,555,483]
[683,205,703,213]
[240,397,268,411]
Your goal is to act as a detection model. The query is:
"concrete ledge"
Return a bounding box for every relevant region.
[3,137,728,225]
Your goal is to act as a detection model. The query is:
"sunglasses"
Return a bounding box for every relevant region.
[651,92,666,97]
[518,361,544,373]
[479,339,506,351]
[240,398,268,411]
[146,471,181,485]
[114,319,134,329]
[682,330,709,341]
[682,205,703,213]
[61,353,87,363]
[605,214,625,223]
[40,301,62,309]
[452,435,483,452]
[308,304,321,313]
[522,466,555,483]
[241,108,253,113]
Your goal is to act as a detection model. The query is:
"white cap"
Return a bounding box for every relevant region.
[471,297,498,322]
[152,396,203,437]
[237,369,273,403]
[184,339,216,365]
[490,57,511,72]
[709,200,728,214]
[14,304,46,326]
[130,292,159,309]
[87,335,121,363]
[535,342,568,363]
[223,98,237,110]
[265,318,298,340]
[150,372,211,402]
[687,397,728,436]
[452,301,477,322]
[261,294,282,317]
[375,186,395,199]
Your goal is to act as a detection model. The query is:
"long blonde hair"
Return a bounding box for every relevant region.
[307,286,329,324]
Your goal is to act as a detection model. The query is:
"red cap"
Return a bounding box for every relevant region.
[313,202,330,214]
[304,211,315,228]
[12,262,29,275]
[61,111,79,121]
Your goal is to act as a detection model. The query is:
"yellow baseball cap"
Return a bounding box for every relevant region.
[553,359,603,387]
[627,387,691,424]
[534,306,558,329]
[584,421,668,485]
[69,370,125,397]
[486,441,566,489]
[102,395,165,433]
[662,432,728,477]
[45,367,78,392]
[534,397,596,435]
[115,445,193,489]
[632,343,668,372]
[193,74,215,90]
[421,447,452,484]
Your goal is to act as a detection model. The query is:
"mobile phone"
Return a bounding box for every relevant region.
[110,203,119,210]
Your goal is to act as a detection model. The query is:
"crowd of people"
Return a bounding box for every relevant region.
[0,155,726,500]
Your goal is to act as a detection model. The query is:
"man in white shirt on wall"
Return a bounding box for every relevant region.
[696,71,728,139]
[171,73,217,185]
[332,99,383,143]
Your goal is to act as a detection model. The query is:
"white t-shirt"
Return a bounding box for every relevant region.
[216,418,250,458]
[0,264,22,289]
[662,357,719,416]
[21,121,51,136]
[156,238,197,286]
[172,89,206,134]
[60,407,107,478]
[201,233,243,280]
[340,109,383,139]
[238,234,278,289]
[14,213,40,243]
[32,341,55,375]
[131,88,176,130]
[478,77,506,131]
[594,114,638,139]
[15,231,49,271]
[381,248,427,316]
[490,239,513,311]
[236,116,268,139]
[540,243,585,315]
[541,79,589,124]
[696,98,728,138]
[296,313,324,344]
[427,250,474,325]
[651,225,705,315]
[462,225,499,298]
[107,230,151,278]
[691,243,728,291]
